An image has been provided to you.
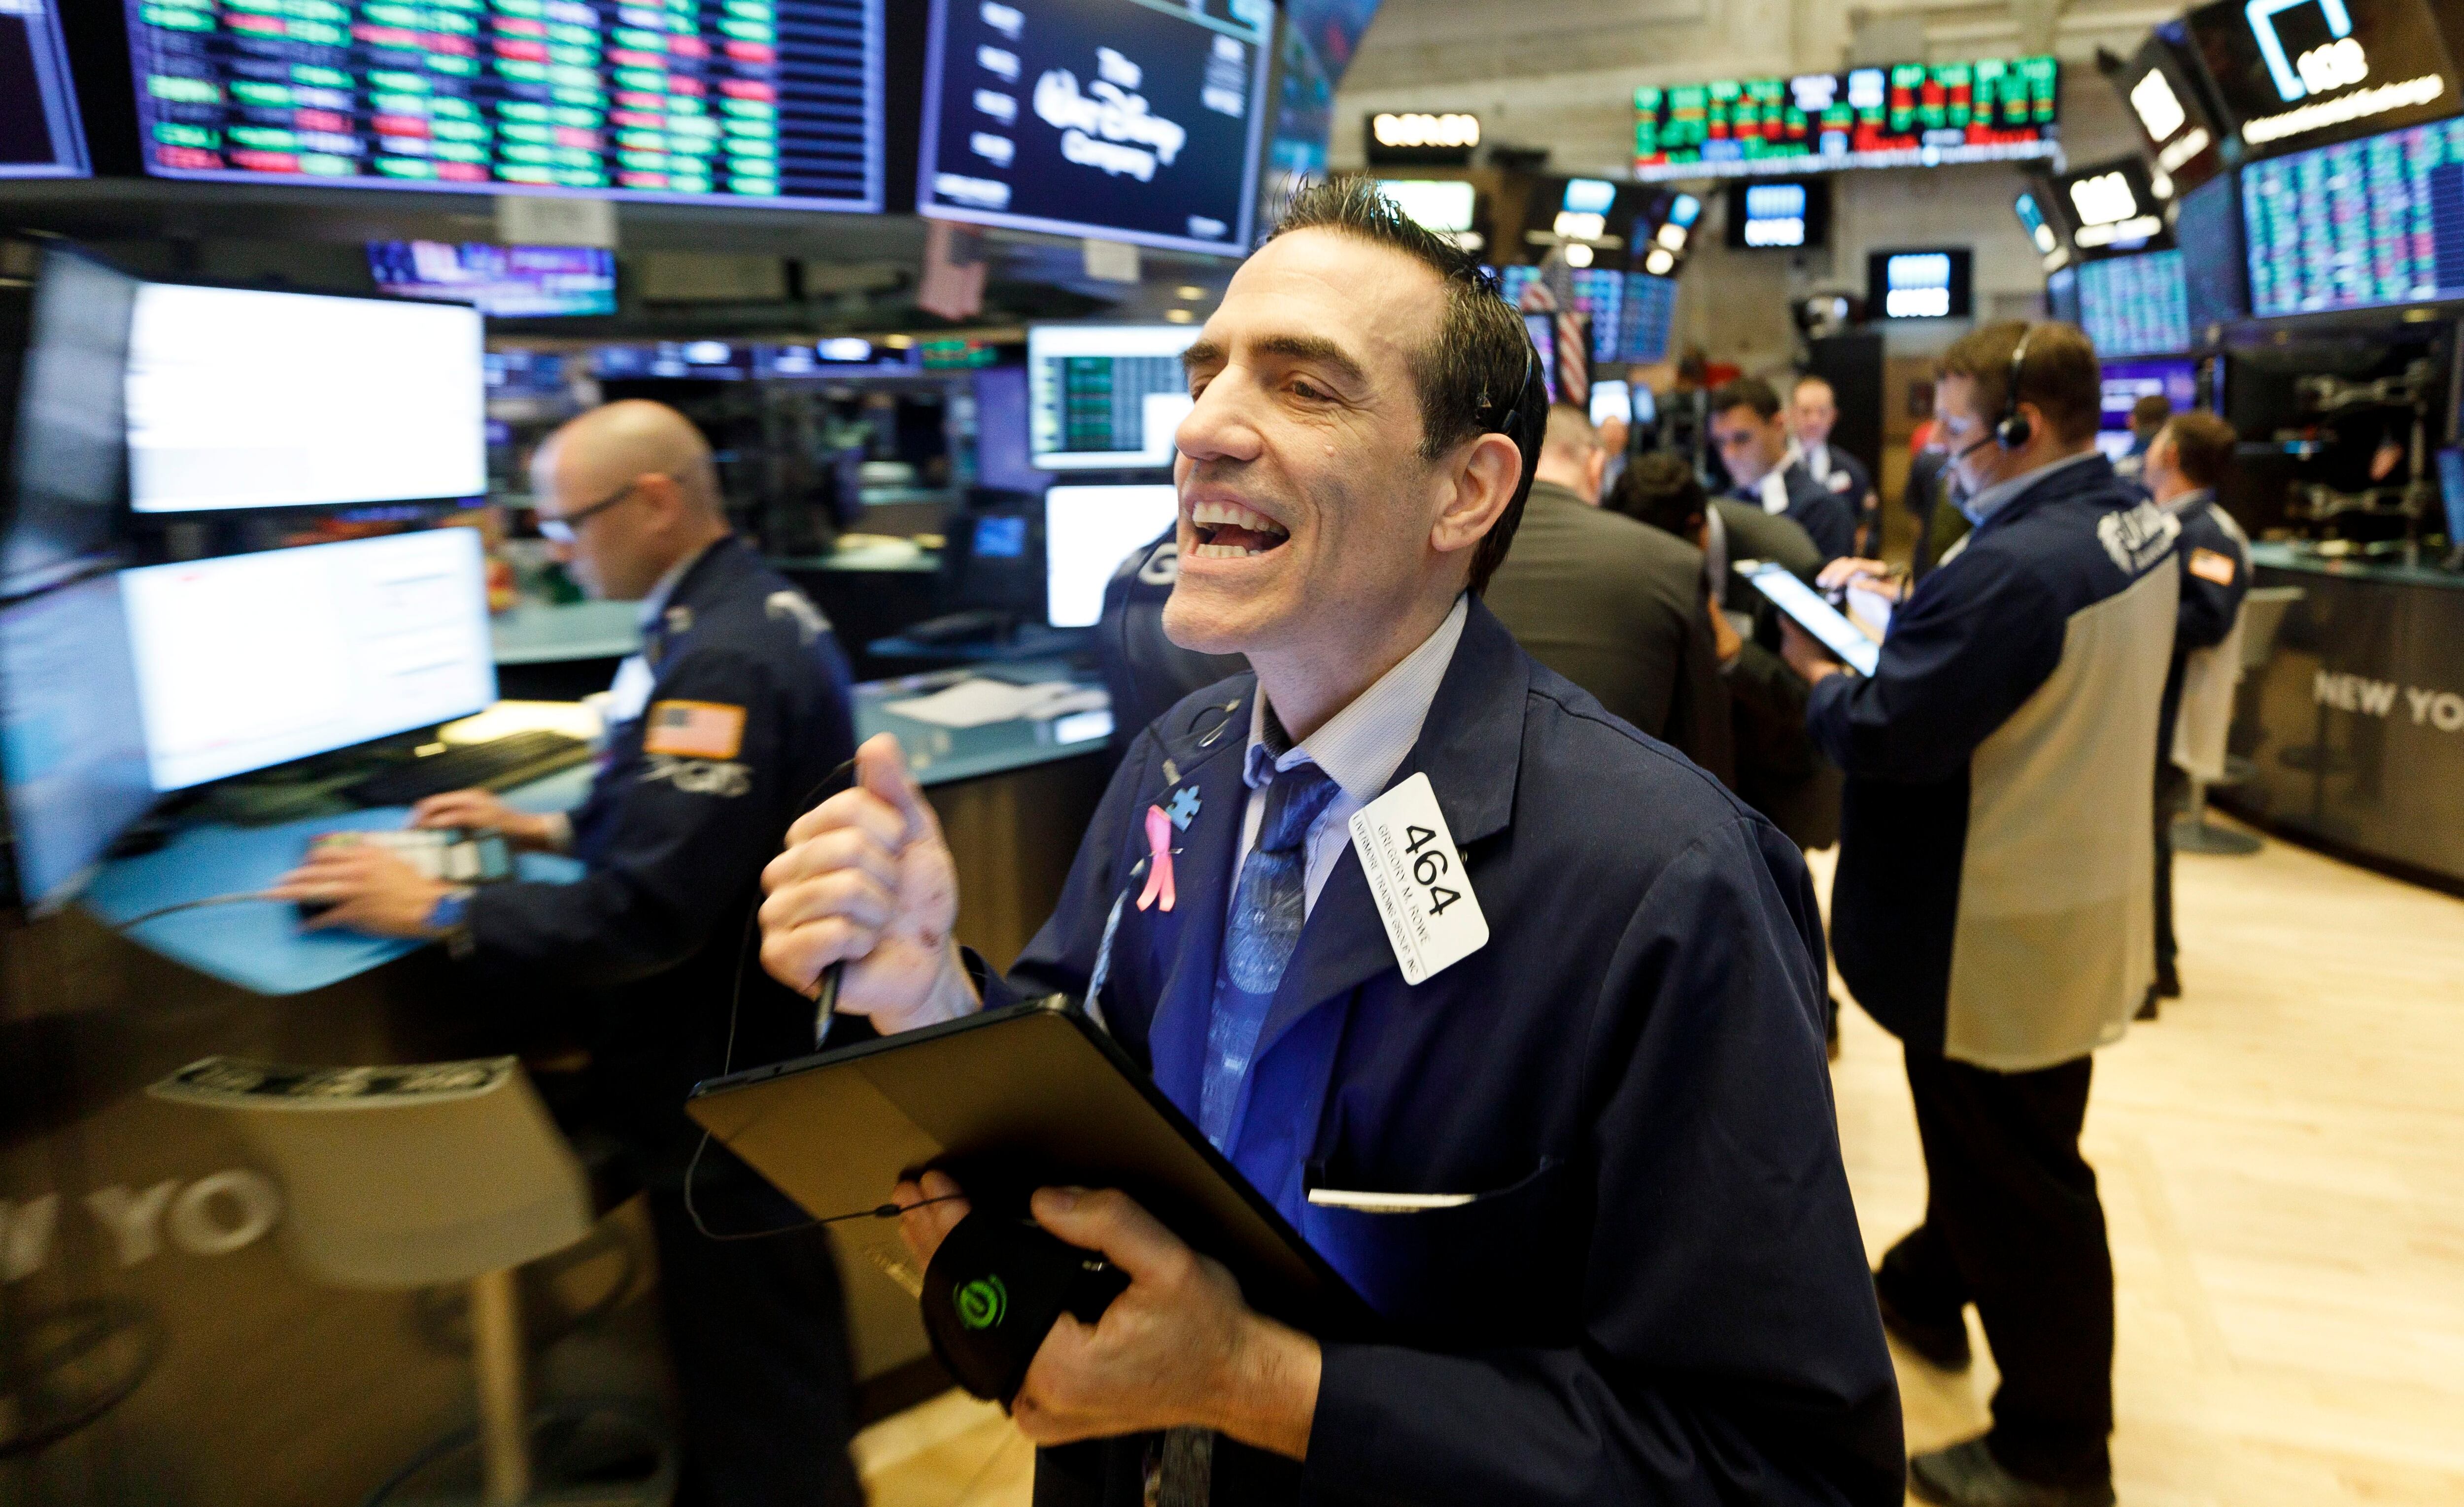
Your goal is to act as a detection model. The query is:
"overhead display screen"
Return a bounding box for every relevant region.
[0,0,88,177]
[1496,267,1678,364]
[1726,178,1829,248]
[2078,250,2190,356]
[1634,56,2058,181]
[369,240,618,316]
[1870,249,1973,319]
[2113,29,2225,193]
[918,0,1274,256]
[2241,115,2464,315]
[120,0,885,209]
[2185,0,2459,155]
[2177,173,2248,329]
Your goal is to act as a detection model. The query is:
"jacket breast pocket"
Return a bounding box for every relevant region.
[1297,1158,1572,1344]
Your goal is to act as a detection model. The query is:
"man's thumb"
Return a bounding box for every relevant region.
[856,733,930,841]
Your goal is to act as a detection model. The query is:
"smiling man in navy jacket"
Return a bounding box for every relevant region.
[759,179,1900,1507]
[1789,322,2179,1507]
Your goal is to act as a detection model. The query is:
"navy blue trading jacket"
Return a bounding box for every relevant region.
[1746,459,1857,561]
[987,599,1902,1507]
[2160,493,2250,766]
[1808,455,2180,1071]
[469,536,857,1159]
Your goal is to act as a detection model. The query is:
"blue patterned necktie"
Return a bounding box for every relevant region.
[1198,759,1340,1150]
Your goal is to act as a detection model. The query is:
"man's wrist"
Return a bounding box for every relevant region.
[1205,1313,1320,1460]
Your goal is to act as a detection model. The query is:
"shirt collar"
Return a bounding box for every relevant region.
[1958,448,2102,527]
[638,537,722,628]
[1244,594,1470,801]
[1756,467,1791,513]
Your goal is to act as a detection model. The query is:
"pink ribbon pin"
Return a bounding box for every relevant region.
[1137,804,1177,912]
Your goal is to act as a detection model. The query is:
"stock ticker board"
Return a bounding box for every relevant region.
[1634,56,2059,181]
[121,0,884,209]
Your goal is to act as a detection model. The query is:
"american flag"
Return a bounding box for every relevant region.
[1514,258,1588,408]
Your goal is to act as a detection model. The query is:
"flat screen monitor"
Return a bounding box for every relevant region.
[917,0,1274,256]
[2177,173,2249,331]
[119,530,498,792]
[2097,358,2198,460]
[973,367,1045,492]
[1521,312,1559,403]
[120,0,885,210]
[0,0,87,178]
[1727,179,1829,248]
[2078,250,2190,357]
[1504,268,1676,364]
[2047,265,2081,324]
[1044,483,1180,628]
[1027,324,1199,471]
[1634,56,2059,181]
[2241,116,2464,316]
[1870,248,1973,319]
[0,575,156,910]
[125,283,485,513]
[7,250,137,597]
[2013,187,2062,258]
[1590,380,1632,429]
[368,242,618,318]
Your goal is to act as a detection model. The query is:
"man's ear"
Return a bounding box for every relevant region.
[1432,432,1524,561]
[634,471,684,524]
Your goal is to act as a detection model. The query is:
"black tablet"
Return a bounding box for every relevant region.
[685,997,1373,1337]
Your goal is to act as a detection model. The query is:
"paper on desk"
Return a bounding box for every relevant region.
[884,679,1109,728]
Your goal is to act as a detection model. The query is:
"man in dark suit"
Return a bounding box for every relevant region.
[1791,374,1884,556]
[1484,402,1732,780]
[1710,375,1856,559]
[759,178,1900,1507]
[278,401,865,1507]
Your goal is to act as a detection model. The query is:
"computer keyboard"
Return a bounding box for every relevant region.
[343,729,595,808]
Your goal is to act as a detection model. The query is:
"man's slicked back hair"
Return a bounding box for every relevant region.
[1710,375,1784,423]
[1265,175,1540,593]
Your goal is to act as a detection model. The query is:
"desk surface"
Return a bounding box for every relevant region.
[81,663,1111,998]
[81,766,595,998]
[2250,541,2464,590]
[490,601,643,665]
[859,660,1113,786]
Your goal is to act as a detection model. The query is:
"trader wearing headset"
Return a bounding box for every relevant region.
[1789,322,2180,1507]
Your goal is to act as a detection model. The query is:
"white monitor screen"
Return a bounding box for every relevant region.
[1027,324,1201,470]
[126,284,485,513]
[1377,179,1477,234]
[120,530,498,791]
[1045,484,1181,628]
[0,574,155,910]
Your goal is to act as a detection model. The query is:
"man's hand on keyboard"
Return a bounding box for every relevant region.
[410,790,567,853]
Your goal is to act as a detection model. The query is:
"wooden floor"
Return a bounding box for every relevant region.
[860,820,2464,1506]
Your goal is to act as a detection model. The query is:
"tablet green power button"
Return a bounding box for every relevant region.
[957,1275,1007,1330]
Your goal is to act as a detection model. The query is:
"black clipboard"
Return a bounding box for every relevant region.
[684,996,1375,1338]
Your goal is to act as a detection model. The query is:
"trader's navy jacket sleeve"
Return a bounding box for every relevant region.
[470,641,846,985]
[991,614,1900,1507]
[2173,505,2247,655]
[1805,543,2067,782]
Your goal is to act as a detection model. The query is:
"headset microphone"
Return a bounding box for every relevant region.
[1994,325,2037,450]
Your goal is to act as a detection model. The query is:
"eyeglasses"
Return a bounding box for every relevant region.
[536,479,637,544]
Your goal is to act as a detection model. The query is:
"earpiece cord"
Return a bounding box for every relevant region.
[683,756,860,1242]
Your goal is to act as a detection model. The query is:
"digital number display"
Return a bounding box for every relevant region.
[2078,250,2190,356]
[121,0,884,210]
[1635,56,2057,180]
[2241,115,2464,315]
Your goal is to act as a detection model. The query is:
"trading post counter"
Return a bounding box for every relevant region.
[2218,543,2464,890]
[0,667,1114,1504]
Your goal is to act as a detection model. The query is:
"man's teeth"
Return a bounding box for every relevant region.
[1190,541,1269,557]
[1190,500,1288,537]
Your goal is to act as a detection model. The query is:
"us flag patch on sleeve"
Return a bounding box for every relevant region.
[2189,547,2238,587]
[644,701,746,760]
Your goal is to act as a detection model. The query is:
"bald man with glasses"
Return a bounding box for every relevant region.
[276,399,866,1507]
